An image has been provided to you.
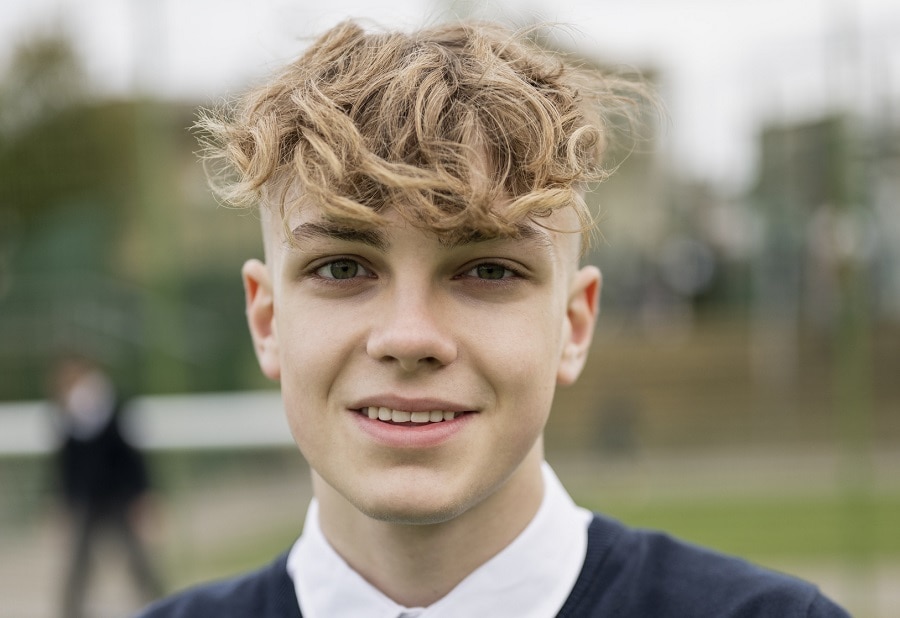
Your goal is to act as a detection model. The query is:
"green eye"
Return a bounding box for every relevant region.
[474,264,510,280]
[318,259,363,279]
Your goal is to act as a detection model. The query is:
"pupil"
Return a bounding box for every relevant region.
[476,264,504,280]
[331,260,358,279]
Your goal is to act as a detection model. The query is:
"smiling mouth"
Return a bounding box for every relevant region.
[360,407,461,424]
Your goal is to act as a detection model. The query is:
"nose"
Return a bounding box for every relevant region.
[366,285,457,371]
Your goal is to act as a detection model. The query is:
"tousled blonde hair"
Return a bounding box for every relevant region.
[196,20,650,246]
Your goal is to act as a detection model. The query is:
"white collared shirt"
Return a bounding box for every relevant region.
[286,463,593,618]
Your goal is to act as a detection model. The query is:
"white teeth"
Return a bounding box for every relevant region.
[362,407,460,423]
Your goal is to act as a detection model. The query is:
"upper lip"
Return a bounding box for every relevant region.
[349,395,475,414]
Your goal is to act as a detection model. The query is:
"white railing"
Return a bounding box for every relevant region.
[0,390,292,455]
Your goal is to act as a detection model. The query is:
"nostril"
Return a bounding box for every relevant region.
[396,355,442,372]
[367,332,456,369]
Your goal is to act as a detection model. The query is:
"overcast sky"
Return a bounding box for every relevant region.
[1,0,898,191]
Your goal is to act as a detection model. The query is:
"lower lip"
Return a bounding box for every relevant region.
[351,410,473,449]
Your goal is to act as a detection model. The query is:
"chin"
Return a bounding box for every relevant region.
[355,495,469,526]
[349,483,479,526]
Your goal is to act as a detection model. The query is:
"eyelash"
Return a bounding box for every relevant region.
[312,258,374,282]
[308,258,525,285]
[458,262,522,282]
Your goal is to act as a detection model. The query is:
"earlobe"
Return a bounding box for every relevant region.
[557,266,601,385]
[242,258,281,381]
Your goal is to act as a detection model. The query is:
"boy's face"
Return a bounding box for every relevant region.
[243,203,600,525]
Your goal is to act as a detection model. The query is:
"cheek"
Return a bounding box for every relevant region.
[478,305,564,376]
[274,293,356,371]
[273,300,350,431]
[469,305,563,418]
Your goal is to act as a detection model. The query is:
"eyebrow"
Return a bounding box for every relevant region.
[443,223,555,250]
[289,219,555,252]
[290,222,388,251]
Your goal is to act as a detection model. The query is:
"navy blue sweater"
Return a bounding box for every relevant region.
[137,513,849,617]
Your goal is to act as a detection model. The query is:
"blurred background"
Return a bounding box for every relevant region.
[0,0,898,616]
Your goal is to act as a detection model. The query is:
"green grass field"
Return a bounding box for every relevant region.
[3,449,894,617]
[153,485,895,618]
[574,491,900,563]
[165,485,900,588]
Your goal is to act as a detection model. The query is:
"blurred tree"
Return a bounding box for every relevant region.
[0,30,258,399]
[0,29,126,238]
[0,102,138,230]
[0,30,89,138]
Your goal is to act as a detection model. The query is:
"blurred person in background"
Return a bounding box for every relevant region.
[49,353,164,618]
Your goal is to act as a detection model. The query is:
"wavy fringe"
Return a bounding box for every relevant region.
[195,19,655,248]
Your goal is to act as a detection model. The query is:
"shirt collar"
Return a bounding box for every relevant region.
[287,462,592,618]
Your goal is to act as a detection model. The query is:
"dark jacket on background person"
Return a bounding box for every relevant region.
[57,396,150,514]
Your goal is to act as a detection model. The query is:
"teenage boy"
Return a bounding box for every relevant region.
[139,20,849,617]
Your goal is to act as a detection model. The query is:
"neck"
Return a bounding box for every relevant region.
[313,446,545,608]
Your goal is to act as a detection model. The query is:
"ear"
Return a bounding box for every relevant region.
[242,258,281,381]
[557,265,601,385]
